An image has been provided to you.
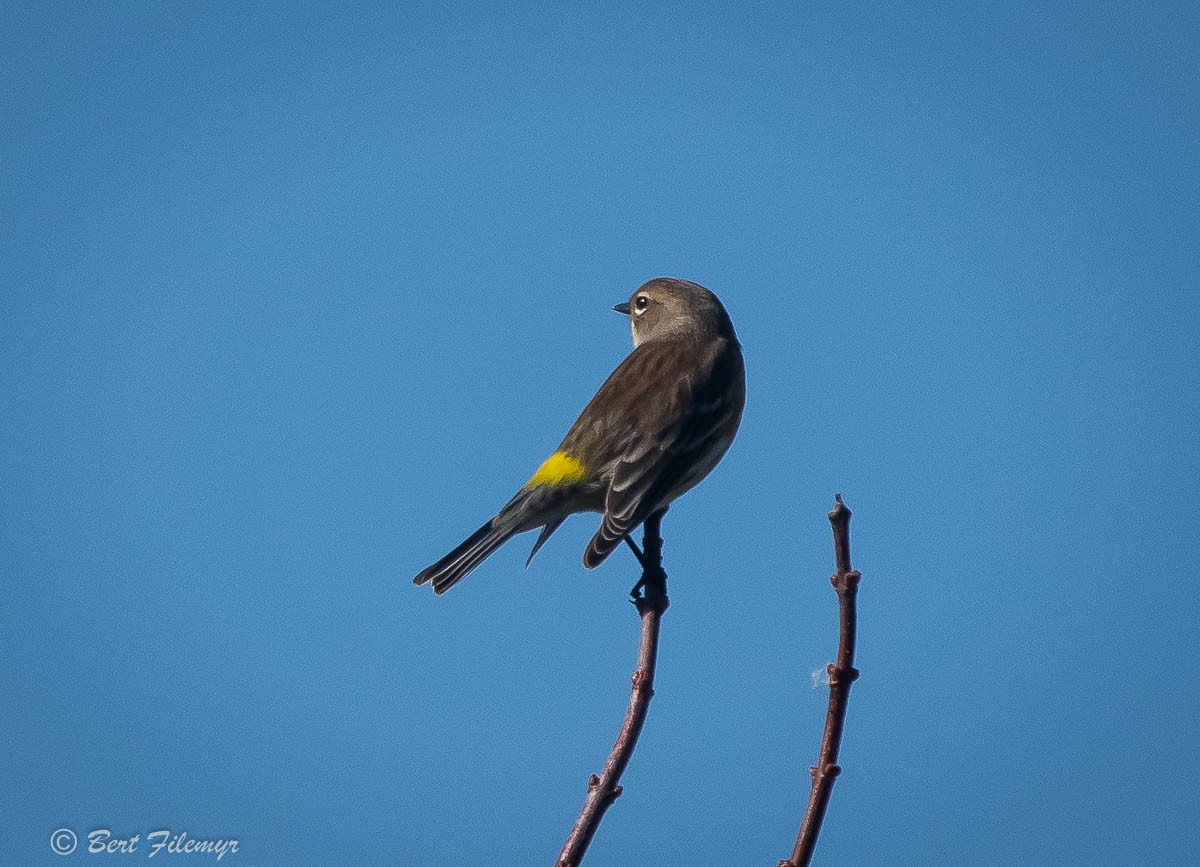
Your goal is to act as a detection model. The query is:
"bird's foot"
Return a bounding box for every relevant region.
[629,565,667,603]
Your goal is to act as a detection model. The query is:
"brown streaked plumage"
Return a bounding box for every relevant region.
[413,277,745,594]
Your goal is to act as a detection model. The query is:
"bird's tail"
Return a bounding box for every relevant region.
[413,519,518,594]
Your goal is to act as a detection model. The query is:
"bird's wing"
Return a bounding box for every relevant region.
[582,339,742,567]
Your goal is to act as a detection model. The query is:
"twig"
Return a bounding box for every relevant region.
[556,510,669,867]
[780,494,861,867]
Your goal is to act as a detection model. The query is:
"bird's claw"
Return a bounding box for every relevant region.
[628,565,667,601]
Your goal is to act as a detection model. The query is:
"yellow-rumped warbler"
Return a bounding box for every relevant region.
[413,277,745,594]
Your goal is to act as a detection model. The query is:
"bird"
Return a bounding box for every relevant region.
[412,277,745,594]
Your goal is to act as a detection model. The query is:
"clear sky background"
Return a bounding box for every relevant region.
[3,3,1198,865]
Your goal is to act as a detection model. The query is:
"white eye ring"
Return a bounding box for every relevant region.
[634,294,649,314]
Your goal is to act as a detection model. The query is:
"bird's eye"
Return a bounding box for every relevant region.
[634,294,649,312]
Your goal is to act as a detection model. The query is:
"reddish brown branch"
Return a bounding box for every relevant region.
[780,494,861,867]
[556,510,669,867]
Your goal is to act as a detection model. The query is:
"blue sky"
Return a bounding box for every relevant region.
[3,2,1198,865]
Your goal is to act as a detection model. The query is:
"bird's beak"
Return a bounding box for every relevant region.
[612,301,631,315]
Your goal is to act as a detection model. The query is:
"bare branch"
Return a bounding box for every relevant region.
[780,494,862,867]
[556,510,669,867]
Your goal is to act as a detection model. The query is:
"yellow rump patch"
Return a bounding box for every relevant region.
[525,451,589,489]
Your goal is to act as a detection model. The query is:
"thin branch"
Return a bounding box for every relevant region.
[780,494,862,867]
[556,510,669,867]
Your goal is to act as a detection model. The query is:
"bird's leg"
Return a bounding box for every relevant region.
[628,508,668,602]
[623,534,647,569]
